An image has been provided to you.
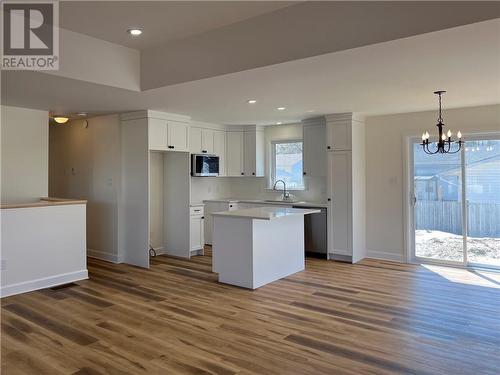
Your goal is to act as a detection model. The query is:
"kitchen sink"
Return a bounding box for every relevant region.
[264,199,302,204]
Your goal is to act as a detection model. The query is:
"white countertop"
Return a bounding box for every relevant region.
[203,198,328,208]
[212,206,321,220]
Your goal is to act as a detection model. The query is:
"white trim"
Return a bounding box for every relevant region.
[120,110,191,123]
[366,250,405,263]
[87,248,121,263]
[0,270,88,298]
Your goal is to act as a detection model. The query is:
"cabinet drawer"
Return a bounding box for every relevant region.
[190,206,204,216]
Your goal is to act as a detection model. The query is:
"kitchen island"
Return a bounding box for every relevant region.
[212,206,320,289]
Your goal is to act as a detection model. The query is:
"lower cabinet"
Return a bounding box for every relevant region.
[204,202,238,245]
[190,206,205,255]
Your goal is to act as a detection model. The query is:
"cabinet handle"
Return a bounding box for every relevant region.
[327,198,331,201]
[252,172,255,176]
[194,209,201,212]
[327,146,331,150]
[168,145,174,149]
[303,172,307,175]
[229,205,233,208]
[201,216,205,219]
[241,172,244,175]
[202,150,207,153]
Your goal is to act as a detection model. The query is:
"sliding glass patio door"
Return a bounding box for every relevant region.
[410,136,500,269]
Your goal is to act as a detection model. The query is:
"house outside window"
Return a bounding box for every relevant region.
[271,140,304,190]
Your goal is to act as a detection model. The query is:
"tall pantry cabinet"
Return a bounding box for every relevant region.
[325,113,366,263]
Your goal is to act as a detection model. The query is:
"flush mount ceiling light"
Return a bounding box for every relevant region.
[53,116,69,124]
[277,107,286,111]
[247,99,257,104]
[421,91,462,155]
[127,28,143,36]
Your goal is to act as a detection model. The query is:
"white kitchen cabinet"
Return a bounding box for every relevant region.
[226,131,244,176]
[189,127,202,154]
[148,118,188,152]
[204,202,238,245]
[327,151,352,256]
[167,120,189,151]
[303,123,326,177]
[326,115,352,151]
[243,131,256,176]
[325,113,366,263]
[226,128,264,177]
[201,129,214,154]
[148,118,169,151]
[190,205,205,254]
[213,130,226,176]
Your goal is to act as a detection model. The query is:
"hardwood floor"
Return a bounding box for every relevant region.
[2,249,500,375]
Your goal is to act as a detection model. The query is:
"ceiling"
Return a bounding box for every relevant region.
[60,1,296,50]
[3,19,499,125]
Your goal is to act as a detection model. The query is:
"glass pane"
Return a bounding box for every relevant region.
[465,140,500,267]
[274,142,304,189]
[413,142,463,262]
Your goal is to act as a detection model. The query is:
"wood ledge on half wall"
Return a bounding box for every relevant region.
[0,197,87,209]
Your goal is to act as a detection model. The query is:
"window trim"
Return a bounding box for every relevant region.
[269,139,305,191]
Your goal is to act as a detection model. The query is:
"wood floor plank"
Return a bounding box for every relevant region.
[2,249,499,374]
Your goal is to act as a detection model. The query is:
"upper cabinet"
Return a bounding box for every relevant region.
[213,130,226,176]
[189,127,202,154]
[226,131,244,176]
[227,127,264,177]
[201,129,215,154]
[325,113,353,151]
[148,117,189,152]
[302,118,326,177]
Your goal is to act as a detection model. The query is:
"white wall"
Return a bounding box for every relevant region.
[1,106,49,203]
[149,152,164,250]
[365,104,500,261]
[190,123,327,203]
[49,115,122,262]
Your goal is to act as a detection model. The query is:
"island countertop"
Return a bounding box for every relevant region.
[0,197,87,210]
[211,206,320,220]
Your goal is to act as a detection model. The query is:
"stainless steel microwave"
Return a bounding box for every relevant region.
[191,154,219,177]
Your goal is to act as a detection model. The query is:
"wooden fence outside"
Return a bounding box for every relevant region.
[415,201,500,237]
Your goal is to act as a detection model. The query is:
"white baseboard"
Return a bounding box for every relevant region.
[366,250,405,263]
[87,248,120,263]
[1,269,88,298]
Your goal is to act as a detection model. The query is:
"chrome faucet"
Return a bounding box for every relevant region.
[273,179,290,201]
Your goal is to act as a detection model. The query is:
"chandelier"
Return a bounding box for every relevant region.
[421,91,462,154]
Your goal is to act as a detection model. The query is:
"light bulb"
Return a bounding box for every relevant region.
[457,131,462,139]
[442,134,446,141]
[425,131,430,139]
[422,133,426,141]
[447,130,452,138]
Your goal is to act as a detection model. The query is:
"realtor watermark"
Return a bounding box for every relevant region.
[1,0,59,70]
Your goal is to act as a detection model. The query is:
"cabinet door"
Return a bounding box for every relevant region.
[148,118,168,151]
[327,122,352,151]
[190,215,204,251]
[329,151,352,256]
[167,121,189,151]
[189,127,202,154]
[303,125,326,177]
[201,129,214,154]
[226,131,244,176]
[243,131,256,176]
[213,130,226,176]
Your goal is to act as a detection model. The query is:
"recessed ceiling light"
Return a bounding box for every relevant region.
[127,28,143,36]
[277,107,286,111]
[276,122,282,125]
[306,109,315,113]
[247,99,257,104]
[53,116,69,124]
[76,112,87,116]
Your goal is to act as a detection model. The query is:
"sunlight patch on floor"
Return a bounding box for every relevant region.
[422,264,500,289]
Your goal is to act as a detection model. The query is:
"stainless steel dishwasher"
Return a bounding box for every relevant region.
[293,206,327,259]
